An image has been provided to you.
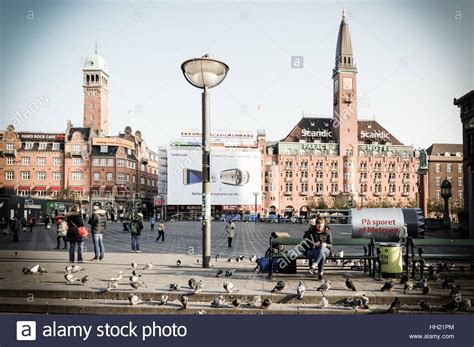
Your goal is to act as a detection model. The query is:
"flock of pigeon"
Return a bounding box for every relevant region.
[19,256,473,314]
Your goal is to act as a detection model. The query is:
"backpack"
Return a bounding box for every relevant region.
[130,221,139,235]
[256,257,284,273]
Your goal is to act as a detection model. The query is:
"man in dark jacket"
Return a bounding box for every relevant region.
[10,215,21,242]
[66,205,85,263]
[88,205,107,261]
[130,213,144,253]
[305,216,332,280]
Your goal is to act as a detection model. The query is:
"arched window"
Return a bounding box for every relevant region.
[344,57,346,64]
[86,75,90,83]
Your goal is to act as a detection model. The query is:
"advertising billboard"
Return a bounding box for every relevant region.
[167,147,261,205]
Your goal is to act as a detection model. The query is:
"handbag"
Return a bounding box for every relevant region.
[71,220,89,238]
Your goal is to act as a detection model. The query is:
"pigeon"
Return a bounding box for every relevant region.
[227,257,233,263]
[188,278,197,290]
[387,297,401,313]
[271,280,286,293]
[196,259,200,264]
[196,310,207,315]
[443,300,460,312]
[216,269,224,278]
[169,283,181,291]
[449,285,461,298]
[128,294,141,305]
[422,285,431,295]
[231,298,241,308]
[129,274,140,283]
[176,260,181,266]
[381,281,394,292]
[110,271,123,281]
[211,295,225,308]
[297,280,305,300]
[22,267,30,274]
[414,279,427,290]
[248,295,262,307]
[38,266,47,274]
[317,280,331,295]
[249,254,257,263]
[399,274,409,284]
[105,280,119,291]
[131,262,137,270]
[66,265,82,273]
[14,251,18,257]
[317,296,329,308]
[64,273,75,283]
[179,295,189,309]
[223,281,236,293]
[419,300,432,313]
[239,255,245,262]
[459,298,471,311]
[194,280,205,294]
[345,277,357,291]
[261,298,272,309]
[158,294,168,305]
[215,254,219,261]
[360,294,370,308]
[403,282,413,294]
[225,270,234,277]
[81,275,89,285]
[143,263,153,270]
[130,280,144,290]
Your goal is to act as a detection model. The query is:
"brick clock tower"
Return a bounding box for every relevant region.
[83,45,109,136]
[332,10,358,198]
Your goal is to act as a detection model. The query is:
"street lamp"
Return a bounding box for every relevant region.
[253,192,259,223]
[181,54,229,268]
[440,177,452,228]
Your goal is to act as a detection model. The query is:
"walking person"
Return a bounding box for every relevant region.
[305,216,332,280]
[66,205,85,263]
[44,215,51,230]
[156,220,165,242]
[150,215,156,231]
[10,215,21,242]
[27,217,35,232]
[130,213,144,253]
[225,220,236,248]
[54,215,67,249]
[88,206,107,261]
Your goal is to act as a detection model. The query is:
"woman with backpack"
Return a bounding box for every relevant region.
[55,215,67,249]
[130,213,144,253]
[66,205,86,263]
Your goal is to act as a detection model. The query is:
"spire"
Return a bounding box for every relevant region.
[95,42,98,54]
[334,9,356,73]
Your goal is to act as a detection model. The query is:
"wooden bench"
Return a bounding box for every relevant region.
[267,236,379,279]
[405,237,474,279]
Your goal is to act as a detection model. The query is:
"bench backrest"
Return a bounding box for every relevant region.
[271,237,374,247]
[410,238,474,247]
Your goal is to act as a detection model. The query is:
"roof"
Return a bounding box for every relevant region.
[335,10,353,60]
[454,90,474,106]
[83,47,108,74]
[67,127,90,141]
[281,116,403,145]
[426,143,463,156]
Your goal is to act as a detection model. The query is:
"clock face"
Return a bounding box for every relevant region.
[343,77,353,90]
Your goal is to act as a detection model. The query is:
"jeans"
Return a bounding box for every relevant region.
[56,236,67,248]
[69,241,83,262]
[228,237,233,248]
[156,231,164,242]
[131,235,140,251]
[92,234,105,259]
[306,246,331,273]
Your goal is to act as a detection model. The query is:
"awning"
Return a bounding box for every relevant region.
[91,186,100,191]
[18,186,31,191]
[69,186,83,191]
[34,186,46,191]
[2,185,15,189]
[117,186,126,192]
[50,186,61,191]
[105,186,113,192]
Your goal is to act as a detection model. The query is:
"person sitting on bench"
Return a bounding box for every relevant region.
[305,216,332,280]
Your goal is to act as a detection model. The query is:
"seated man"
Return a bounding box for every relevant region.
[305,216,332,280]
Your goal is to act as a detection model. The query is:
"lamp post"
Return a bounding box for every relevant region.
[253,192,259,223]
[181,54,229,268]
[440,177,452,228]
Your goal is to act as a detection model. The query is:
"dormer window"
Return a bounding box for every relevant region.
[100,145,108,153]
[25,142,34,150]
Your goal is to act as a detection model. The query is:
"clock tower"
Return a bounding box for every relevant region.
[83,45,109,136]
[333,9,358,152]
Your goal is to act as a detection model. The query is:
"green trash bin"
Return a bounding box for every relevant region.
[379,242,403,278]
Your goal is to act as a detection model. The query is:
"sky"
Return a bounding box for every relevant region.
[0,0,472,150]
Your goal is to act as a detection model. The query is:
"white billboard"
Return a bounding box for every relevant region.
[167,147,261,205]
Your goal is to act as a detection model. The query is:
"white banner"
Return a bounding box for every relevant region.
[351,208,404,241]
[167,147,261,205]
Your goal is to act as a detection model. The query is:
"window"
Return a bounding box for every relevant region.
[459,191,463,200]
[6,143,14,150]
[72,158,82,166]
[285,183,293,192]
[37,157,46,166]
[5,171,14,180]
[435,190,441,199]
[316,183,323,194]
[100,159,107,166]
[19,190,31,197]
[435,177,441,186]
[447,164,452,173]
[331,183,338,194]
[118,159,125,167]
[38,142,47,150]
[53,157,61,166]
[52,143,60,150]
[133,175,136,183]
[344,184,352,193]
[72,172,82,181]
[140,177,145,185]
[458,164,463,173]
[36,190,47,197]
[117,173,125,182]
[458,177,463,187]
[73,144,81,152]
[127,148,132,156]
[100,146,108,153]
[25,142,34,150]
[93,172,100,181]
[141,164,146,172]
[435,163,441,173]
[53,172,61,181]
[107,159,113,166]
[37,171,46,180]
[93,158,99,166]
[22,157,30,165]
[106,173,113,181]
[21,171,30,180]
[6,157,14,165]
